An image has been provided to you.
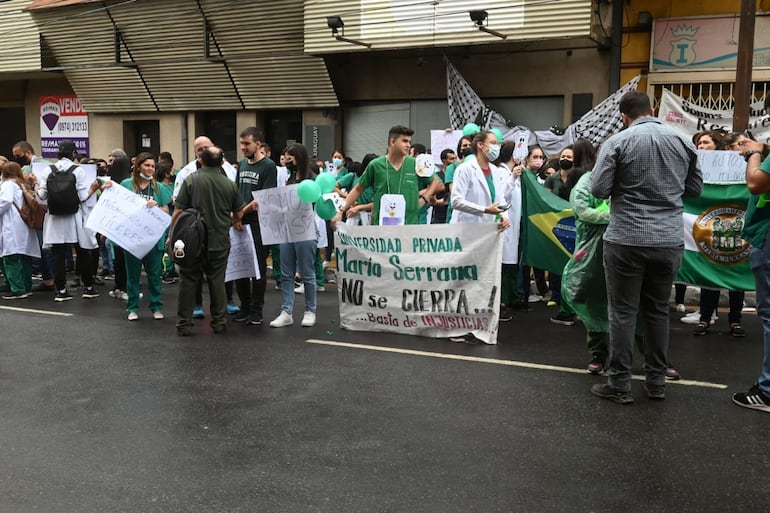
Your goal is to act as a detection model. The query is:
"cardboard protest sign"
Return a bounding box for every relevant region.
[85,183,170,259]
[335,223,503,344]
[253,184,316,245]
[225,226,261,282]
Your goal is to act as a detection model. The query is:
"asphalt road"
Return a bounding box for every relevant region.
[0,278,766,513]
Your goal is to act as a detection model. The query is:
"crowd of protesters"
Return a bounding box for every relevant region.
[1,91,769,413]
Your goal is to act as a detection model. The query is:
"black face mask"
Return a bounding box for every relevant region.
[559,159,574,171]
[286,162,298,173]
[461,147,473,158]
[13,155,29,166]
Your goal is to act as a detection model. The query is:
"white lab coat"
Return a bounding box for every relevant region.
[499,163,522,264]
[449,159,512,225]
[173,159,236,199]
[37,158,98,249]
[0,180,41,258]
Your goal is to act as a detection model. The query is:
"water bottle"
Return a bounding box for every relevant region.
[173,240,185,259]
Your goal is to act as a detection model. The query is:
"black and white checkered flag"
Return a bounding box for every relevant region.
[573,75,641,145]
[447,60,508,131]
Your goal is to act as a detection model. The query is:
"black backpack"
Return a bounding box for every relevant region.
[168,173,207,268]
[46,164,80,215]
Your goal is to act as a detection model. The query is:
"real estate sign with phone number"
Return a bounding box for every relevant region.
[39,95,89,158]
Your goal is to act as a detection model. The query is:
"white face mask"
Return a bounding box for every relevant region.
[485,144,500,162]
[140,173,154,181]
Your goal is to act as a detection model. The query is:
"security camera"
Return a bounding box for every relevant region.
[469,10,488,25]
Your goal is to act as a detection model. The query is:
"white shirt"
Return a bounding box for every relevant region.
[173,159,236,199]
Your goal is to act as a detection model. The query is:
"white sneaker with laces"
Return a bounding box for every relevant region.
[294,285,304,294]
[269,310,293,327]
[675,303,686,313]
[680,310,717,325]
[301,311,316,327]
[528,294,543,303]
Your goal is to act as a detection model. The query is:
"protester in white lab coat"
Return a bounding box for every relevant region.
[495,141,523,321]
[0,162,41,299]
[450,130,511,231]
[33,140,100,302]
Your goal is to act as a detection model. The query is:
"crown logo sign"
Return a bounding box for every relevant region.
[671,24,699,38]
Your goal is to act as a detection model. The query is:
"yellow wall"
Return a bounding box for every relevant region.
[621,0,756,90]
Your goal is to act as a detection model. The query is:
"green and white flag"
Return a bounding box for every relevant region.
[679,182,753,291]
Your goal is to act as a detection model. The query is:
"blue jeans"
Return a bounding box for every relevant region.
[279,240,317,315]
[604,242,682,390]
[750,229,770,394]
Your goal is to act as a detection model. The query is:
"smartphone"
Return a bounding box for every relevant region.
[497,203,511,211]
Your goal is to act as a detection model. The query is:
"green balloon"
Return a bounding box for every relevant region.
[297,179,321,203]
[315,172,336,194]
[463,123,480,137]
[315,199,337,220]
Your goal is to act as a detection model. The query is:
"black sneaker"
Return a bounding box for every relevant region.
[499,306,513,322]
[247,312,264,325]
[54,290,73,302]
[550,313,576,326]
[729,323,746,338]
[70,279,82,288]
[590,383,633,404]
[161,275,177,284]
[233,311,250,323]
[693,321,709,336]
[644,383,666,400]
[587,354,605,375]
[92,277,105,286]
[33,283,56,292]
[665,365,681,381]
[82,286,100,299]
[732,384,770,412]
[2,292,30,300]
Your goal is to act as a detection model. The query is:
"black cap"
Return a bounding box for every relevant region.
[58,140,77,154]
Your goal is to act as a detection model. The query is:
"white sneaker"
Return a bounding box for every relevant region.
[317,286,325,292]
[109,289,122,299]
[675,303,686,313]
[301,311,316,327]
[127,312,139,321]
[269,311,293,327]
[680,310,718,325]
[528,294,543,303]
[294,285,304,294]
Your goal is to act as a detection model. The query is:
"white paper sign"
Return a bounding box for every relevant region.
[84,183,171,259]
[415,153,435,177]
[430,129,463,164]
[696,150,748,184]
[512,130,531,161]
[225,226,261,282]
[378,193,406,226]
[334,223,503,344]
[252,184,316,245]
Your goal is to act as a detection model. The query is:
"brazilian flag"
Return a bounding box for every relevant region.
[520,170,575,275]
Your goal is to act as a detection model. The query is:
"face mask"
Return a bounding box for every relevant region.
[486,144,500,162]
[286,162,298,173]
[13,155,29,166]
[559,159,574,170]
[461,147,473,158]
[140,173,154,181]
[333,158,343,168]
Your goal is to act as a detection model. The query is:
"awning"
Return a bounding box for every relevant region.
[28,0,339,112]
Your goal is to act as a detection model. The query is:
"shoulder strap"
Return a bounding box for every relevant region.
[67,165,78,173]
[49,164,57,173]
[190,172,201,211]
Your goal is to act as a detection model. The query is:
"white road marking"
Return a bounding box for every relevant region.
[306,339,728,390]
[0,306,74,317]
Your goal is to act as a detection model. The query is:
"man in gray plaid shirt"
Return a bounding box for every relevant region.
[589,91,703,404]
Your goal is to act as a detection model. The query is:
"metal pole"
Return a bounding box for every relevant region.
[733,0,756,131]
[608,0,623,93]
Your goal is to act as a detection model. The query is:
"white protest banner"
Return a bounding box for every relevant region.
[85,183,171,259]
[696,150,747,184]
[334,223,503,344]
[430,129,463,164]
[81,163,97,209]
[659,88,770,142]
[253,184,316,245]
[225,226,261,282]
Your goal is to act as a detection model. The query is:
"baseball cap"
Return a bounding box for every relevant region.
[58,140,77,154]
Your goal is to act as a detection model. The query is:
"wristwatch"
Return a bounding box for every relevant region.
[744,150,763,162]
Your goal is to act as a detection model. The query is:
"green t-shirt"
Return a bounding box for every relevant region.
[175,167,246,251]
[742,156,770,248]
[358,155,420,225]
[417,174,443,224]
[237,156,277,224]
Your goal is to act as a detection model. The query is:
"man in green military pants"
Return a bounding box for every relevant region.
[171,147,247,336]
